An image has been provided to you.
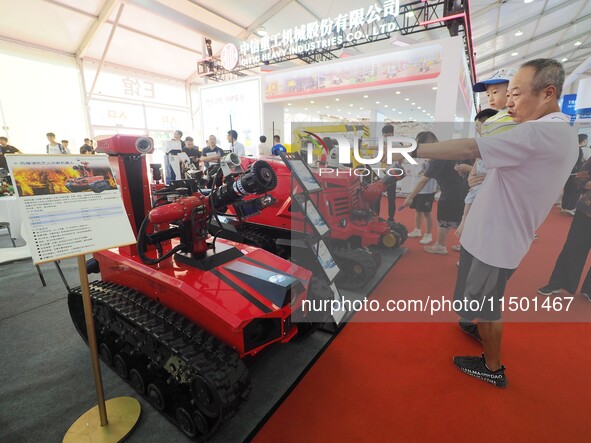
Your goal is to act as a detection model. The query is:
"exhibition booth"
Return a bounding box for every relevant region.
[194,36,475,194]
[195,36,475,148]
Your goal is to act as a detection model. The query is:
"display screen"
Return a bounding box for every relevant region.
[279,152,321,193]
[312,239,340,283]
[293,193,330,237]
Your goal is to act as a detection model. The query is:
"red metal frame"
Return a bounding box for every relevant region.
[95,238,310,357]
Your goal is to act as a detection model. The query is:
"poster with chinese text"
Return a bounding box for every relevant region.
[6,155,136,264]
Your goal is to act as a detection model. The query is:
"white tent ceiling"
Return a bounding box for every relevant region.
[0,0,589,82]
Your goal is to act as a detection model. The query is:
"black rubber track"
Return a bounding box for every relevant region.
[239,226,279,255]
[333,247,379,290]
[68,281,251,441]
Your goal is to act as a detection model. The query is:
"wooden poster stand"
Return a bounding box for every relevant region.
[63,255,141,443]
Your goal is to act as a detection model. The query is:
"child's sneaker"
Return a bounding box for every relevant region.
[419,234,432,245]
[537,285,560,296]
[424,244,447,255]
[408,228,422,238]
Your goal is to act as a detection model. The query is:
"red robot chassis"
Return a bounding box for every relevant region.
[67,135,330,440]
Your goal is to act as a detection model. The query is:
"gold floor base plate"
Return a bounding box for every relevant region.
[63,397,141,443]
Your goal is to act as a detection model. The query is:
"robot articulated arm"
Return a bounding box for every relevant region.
[139,160,278,264]
[359,174,400,207]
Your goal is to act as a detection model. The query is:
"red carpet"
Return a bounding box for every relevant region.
[254,201,591,442]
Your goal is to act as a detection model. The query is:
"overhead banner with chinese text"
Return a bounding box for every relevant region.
[263,44,442,101]
[239,0,401,67]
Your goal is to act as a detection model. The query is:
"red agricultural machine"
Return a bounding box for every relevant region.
[65,161,113,193]
[67,135,331,440]
[218,156,407,289]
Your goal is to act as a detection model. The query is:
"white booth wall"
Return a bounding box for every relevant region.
[198,77,262,156]
[0,42,87,153]
[575,76,591,160]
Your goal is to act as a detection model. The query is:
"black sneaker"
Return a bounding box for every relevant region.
[453,354,508,388]
[537,285,561,296]
[582,292,591,303]
[458,319,482,343]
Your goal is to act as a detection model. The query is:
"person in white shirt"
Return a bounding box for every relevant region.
[227,130,245,157]
[258,135,271,156]
[404,156,437,245]
[46,132,69,154]
[393,58,578,388]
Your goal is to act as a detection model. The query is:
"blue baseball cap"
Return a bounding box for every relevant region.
[473,67,517,92]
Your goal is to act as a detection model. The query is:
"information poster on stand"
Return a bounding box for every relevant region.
[6,155,136,264]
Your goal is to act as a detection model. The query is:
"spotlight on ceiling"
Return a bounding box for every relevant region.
[256,27,268,37]
[514,30,523,37]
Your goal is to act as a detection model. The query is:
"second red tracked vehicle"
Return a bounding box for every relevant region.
[217,156,408,289]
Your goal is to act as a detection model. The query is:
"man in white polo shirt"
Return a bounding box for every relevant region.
[227,130,245,157]
[395,59,578,387]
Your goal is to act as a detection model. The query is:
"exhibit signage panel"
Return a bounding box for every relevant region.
[83,61,188,107]
[459,57,474,114]
[562,94,577,116]
[6,155,136,264]
[89,99,146,128]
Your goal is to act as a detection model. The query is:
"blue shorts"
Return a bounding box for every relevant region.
[464,185,481,205]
